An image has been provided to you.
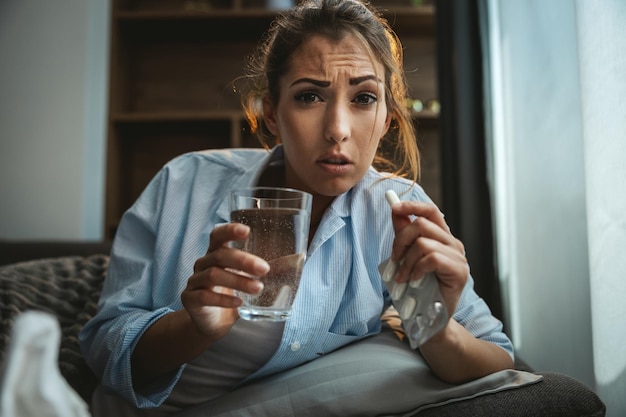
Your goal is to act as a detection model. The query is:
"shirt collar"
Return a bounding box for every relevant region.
[215,145,284,222]
[216,144,357,227]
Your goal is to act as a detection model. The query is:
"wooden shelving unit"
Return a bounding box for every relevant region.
[104,0,440,238]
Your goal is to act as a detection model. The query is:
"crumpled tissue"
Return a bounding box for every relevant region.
[0,310,91,417]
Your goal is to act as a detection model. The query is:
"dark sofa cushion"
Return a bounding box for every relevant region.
[0,240,112,266]
[413,371,606,417]
[0,255,108,401]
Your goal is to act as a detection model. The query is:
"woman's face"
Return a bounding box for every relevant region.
[263,34,391,200]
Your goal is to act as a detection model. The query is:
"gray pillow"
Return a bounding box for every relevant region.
[175,328,541,417]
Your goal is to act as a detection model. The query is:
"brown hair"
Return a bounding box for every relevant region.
[239,0,420,182]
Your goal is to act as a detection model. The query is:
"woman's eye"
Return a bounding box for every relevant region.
[354,93,377,105]
[294,92,321,103]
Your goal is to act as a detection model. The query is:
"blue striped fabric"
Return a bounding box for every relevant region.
[79,146,513,408]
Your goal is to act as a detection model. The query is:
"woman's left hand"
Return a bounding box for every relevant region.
[389,200,469,317]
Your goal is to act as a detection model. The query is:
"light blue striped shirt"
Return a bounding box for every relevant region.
[79,146,513,408]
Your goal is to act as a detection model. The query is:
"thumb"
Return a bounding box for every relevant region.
[385,190,411,234]
[391,206,412,234]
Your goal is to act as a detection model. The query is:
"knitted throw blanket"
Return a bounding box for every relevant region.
[0,255,108,401]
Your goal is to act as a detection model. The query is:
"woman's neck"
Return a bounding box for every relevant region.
[257,164,334,245]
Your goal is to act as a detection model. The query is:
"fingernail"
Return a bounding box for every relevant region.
[252,280,264,294]
[409,275,425,288]
[235,224,250,234]
[256,259,270,274]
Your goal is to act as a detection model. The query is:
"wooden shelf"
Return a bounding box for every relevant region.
[104,0,441,238]
[114,6,434,18]
[112,110,244,123]
[114,6,435,37]
[115,10,278,19]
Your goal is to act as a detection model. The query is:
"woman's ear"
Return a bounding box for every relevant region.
[262,96,279,136]
[382,112,392,136]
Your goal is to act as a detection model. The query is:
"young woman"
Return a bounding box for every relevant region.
[80,0,513,414]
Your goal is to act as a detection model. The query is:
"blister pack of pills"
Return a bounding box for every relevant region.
[379,190,449,349]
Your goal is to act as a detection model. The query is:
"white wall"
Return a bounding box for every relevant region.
[0,0,109,240]
[576,1,626,415]
[488,0,626,414]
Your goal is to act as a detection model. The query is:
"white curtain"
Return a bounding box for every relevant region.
[576,1,626,415]
[485,0,625,415]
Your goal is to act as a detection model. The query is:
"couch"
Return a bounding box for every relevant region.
[0,239,606,416]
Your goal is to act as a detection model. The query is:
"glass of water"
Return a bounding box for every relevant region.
[230,187,312,321]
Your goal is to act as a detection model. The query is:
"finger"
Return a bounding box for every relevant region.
[390,205,412,235]
[188,266,263,293]
[391,216,458,262]
[395,237,466,283]
[391,201,449,233]
[207,222,251,252]
[186,268,264,310]
[184,283,243,309]
[415,252,469,314]
[395,247,469,313]
[195,245,270,276]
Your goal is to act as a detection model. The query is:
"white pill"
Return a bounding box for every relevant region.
[385,190,401,206]
[382,260,398,282]
[391,281,407,301]
[400,296,417,320]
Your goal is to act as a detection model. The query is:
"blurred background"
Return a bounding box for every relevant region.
[0,1,624,415]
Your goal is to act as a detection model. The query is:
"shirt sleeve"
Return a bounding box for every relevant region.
[453,275,515,360]
[78,165,186,408]
[404,183,514,359]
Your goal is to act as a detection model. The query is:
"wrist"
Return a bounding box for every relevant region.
[420,318,463,352]
[179,310,219,349]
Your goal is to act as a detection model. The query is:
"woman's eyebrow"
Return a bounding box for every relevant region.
[290,78,330,88]
[349,75,380,85]
[289,75,380,88]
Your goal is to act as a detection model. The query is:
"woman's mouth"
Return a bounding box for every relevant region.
[317,155,352,174]
[322,158,348,165]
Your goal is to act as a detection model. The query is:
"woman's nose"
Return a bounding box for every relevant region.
[324,102,350,143]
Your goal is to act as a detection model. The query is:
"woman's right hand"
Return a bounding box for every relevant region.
[132,223,269,387]
[181,223,270,341]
